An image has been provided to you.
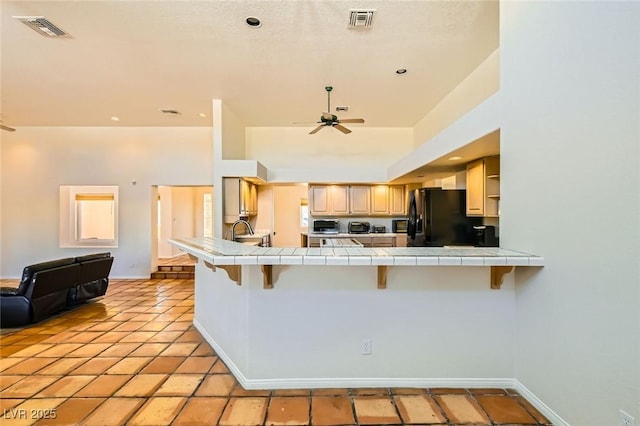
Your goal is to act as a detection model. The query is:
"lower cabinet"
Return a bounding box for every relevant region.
[308,235,403,248]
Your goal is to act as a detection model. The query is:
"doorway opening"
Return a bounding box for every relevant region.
[151,185,213,278]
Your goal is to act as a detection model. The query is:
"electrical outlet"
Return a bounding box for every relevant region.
[361,339,372,355]
[619,410,636,426]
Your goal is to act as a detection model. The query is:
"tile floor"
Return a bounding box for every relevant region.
[0,277,551,425]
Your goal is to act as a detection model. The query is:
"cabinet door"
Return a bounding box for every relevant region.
[372,236,394,247]
[330,186,350,215]
[223,178,241,223]
[394,234,407,247]
[353,236,372,247]
[389,185,406,215]
[466,159,485,216]
[249,183,258,216]
[349,186,371,215]
[310,186,330,215]
[370,185,389,215]
[239,180,251,216]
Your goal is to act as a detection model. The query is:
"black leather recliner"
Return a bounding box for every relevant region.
[70,253,114,304]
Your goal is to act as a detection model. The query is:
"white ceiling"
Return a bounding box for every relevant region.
[0,1,499,128]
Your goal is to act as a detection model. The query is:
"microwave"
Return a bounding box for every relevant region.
[392,219,408,233]
[313,219,339,234]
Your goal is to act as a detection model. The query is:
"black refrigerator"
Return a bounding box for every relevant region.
[407,188,481,247]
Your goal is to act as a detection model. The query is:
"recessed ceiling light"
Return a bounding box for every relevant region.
[396,68,407,75]
[198,113,206,118]
[449,156,463,161]
[245,16,262,28]
[110,116,120,122]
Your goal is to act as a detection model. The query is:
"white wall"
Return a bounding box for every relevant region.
[501,2,640,425]
[0,127,212,278]
[246,127,413,183]
[413,49,499,148]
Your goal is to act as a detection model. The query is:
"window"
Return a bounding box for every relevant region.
[60,185,119,248]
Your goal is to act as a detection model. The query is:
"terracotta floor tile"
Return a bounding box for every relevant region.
[90,331,130,343]
[10,398,65,425]
[312,388,350,396]
[9,343,54,357]
[147,331,184,343]
[152,373,203,396]
[353,396,402,425]
[140,356,186,374]
[514,396,552,425]
[38,357,89,375]
[395,394,447,424]
[266,396,310,426]
[191,341,216,356]
[210,359,231,374]
[351,387,389,396]
[128,396,187,425]
[311,396,355,426]
[0,357,24,372]
[66,343,111,357]
[118,331,158,343]
[272,388,311,396]
[163,321,192,331]
[97,342,141,357]
[63,331,106,344]
[69,357,121,375]
[0,375,24,391]
[104,356,152,374]
[34,397,106,426]
[34,343,85,358]
[175,356,217,374]
[231,385,272,397]
[1,376,60,398]
[175,330,203,343]
[85,321,120,332]
[80,397,145,426]
[113,374,167,397]
[129,343,170,357]
[130,313,160,322]
[391,387,428,395]
[74,374,132,397]
[2,357,57,375]
[429,387,469,395]
[434,394,491,424]
[172,396,227,426]
[219,397,267,426]
[137,321,171,332]
[35,375,95,397]
[159,342,199,357]
[111,321,147,332]
[475,394,537,424]
[195,374,237,396]
[0,398,24,414]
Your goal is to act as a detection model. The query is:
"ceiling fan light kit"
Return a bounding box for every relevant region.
[297,86,365,135]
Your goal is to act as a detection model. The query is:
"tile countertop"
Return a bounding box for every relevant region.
[169,237,543,267]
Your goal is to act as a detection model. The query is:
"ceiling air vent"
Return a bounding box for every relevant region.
[348,9,375,28]
[13,16,69,37]
[160,109,182,116]
[336,106,349,112]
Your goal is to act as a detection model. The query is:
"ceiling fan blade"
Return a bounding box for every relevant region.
[333,124,351,134]
[293,121,321,124]
[0,124,16,132]
[337,118,365,124]
[309,125,324,135]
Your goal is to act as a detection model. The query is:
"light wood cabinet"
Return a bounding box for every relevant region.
[224,178,258,223]
[310,184,406,216]
[350,186,371,215]
[394,234,407,247]
[309,185,350,216]
[466,156,500,217]
[389,185,406,215]
[370,185,390,215]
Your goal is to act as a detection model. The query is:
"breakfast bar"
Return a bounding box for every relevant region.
[170,237,543,390]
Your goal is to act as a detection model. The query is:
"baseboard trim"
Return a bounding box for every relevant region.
[513,379,568,426]
[194,320,567,424]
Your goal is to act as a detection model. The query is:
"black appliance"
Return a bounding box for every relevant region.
[473,225,498,247]
[348,221,370,234]
[313,219,339,234]
[372,225,386,233]
[407,188,481,247]
[392,219,408,233]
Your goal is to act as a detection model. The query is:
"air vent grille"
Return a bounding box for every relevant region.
[14,16,68,37]
[348,10,375,28]
[336,106,349,112]
[160,109,182,116]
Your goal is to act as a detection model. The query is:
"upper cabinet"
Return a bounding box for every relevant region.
[309,184,406,216]
[224,178,258,223]
[466,156,500,217]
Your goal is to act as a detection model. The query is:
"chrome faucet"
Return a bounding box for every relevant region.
[231,219,254,241]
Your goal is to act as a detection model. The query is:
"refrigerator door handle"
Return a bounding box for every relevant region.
[407,191,418,239]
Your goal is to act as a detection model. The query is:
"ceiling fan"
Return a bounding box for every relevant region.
[294,86,364,134]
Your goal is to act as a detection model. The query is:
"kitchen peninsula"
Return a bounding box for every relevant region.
[170,237,543,390]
